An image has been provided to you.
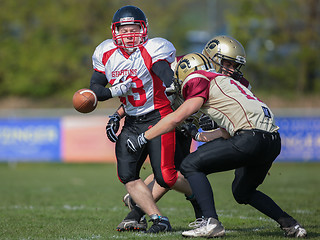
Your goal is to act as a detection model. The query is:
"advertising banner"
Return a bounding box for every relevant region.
[0,115,319,162]
[276,117,320,161]
[0,118,61,162]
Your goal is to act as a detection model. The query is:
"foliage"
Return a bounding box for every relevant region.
[0,0,319,102]
[225,0,320,94]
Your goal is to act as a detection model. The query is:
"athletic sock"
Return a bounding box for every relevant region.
[277,212,297,228]
[124,206,145,221]
[185,194,203,218]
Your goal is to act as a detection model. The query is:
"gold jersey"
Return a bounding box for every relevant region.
[182,71,279,136]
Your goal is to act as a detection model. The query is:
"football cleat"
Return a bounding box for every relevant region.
[122,193,136,210]
[116,216,147,232]
[182,217,225,238]
[281,223,307,238]
[146,215,172,233]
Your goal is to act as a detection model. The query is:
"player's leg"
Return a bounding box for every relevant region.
[232,131,306,237]
[148,128,193,196]
[174,129,203,219]
[123,174,169,209]
[123,129,202,219]
[180,137,250,237]
[116,120,163,232]
[232,133,307,237]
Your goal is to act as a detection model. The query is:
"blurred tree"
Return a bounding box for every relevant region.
[0,0,318,103]
[225,0,320,95]
[0,0,203,101]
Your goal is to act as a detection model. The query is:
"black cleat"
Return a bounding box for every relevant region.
[146,215,172,233]
[116,216,147,232]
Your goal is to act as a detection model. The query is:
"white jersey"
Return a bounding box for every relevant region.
[92,38,176,116]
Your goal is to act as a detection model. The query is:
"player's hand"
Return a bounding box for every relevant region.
[165,82,176,93]
[109,78,132,97]
[106,112,121,142]
[126,133,148,153]
[180,122,199,140]
[199,114,217,131]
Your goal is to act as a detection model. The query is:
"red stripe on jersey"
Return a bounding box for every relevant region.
[102,48,117,66]
[239,76,250,88]
[158,107,177,187]
[139,46,171,110]
[120,48,131,59]
[93,68,105,74]
[213,77,253,128]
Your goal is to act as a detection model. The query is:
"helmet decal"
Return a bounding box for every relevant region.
[175,53,213,85]
[206,39,219,51]
[203,35,246,80]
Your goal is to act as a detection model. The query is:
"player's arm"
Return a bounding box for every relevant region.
[90,70,133,101]
[147,97,203,139]
[126,97,204,153]
[152,60,174,87]
[90,70,112,101]
[197,128,231,142]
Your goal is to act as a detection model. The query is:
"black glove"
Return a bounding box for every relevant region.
[180,122,199,140]
[126,133,148,153]
[199,114,218,131]
[106,112,121,142]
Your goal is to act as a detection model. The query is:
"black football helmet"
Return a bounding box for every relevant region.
[111,5,148,49]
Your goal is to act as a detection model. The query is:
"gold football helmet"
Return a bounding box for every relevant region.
[174,53,213,91]
[202,35,246,80]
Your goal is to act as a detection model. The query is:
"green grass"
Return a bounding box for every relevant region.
[0,162,319,239]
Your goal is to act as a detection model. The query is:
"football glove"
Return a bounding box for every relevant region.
[109,78,132,97]
[126,133,148,153]
[180,122,200,141]
[106,112,121,142]
[199,114,218,131]
[165,82,176,93]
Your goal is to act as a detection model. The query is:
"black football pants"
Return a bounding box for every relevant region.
[180,129,284,220]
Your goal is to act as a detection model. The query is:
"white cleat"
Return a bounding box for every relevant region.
[281,223,307,238]
[182,217,225,238]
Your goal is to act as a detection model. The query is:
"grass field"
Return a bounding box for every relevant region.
[0,162,319,239]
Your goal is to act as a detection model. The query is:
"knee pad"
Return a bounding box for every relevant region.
[118,173,138,185]
[154,168,178,188]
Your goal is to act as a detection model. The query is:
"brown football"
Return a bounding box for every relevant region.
[72,88,97,113]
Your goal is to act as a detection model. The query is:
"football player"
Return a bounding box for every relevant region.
[126,53,307,238]
[106,55,204,232]
[109,36,254,231]
[90,5,195,233]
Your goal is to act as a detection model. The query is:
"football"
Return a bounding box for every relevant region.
[72,88,97,113]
